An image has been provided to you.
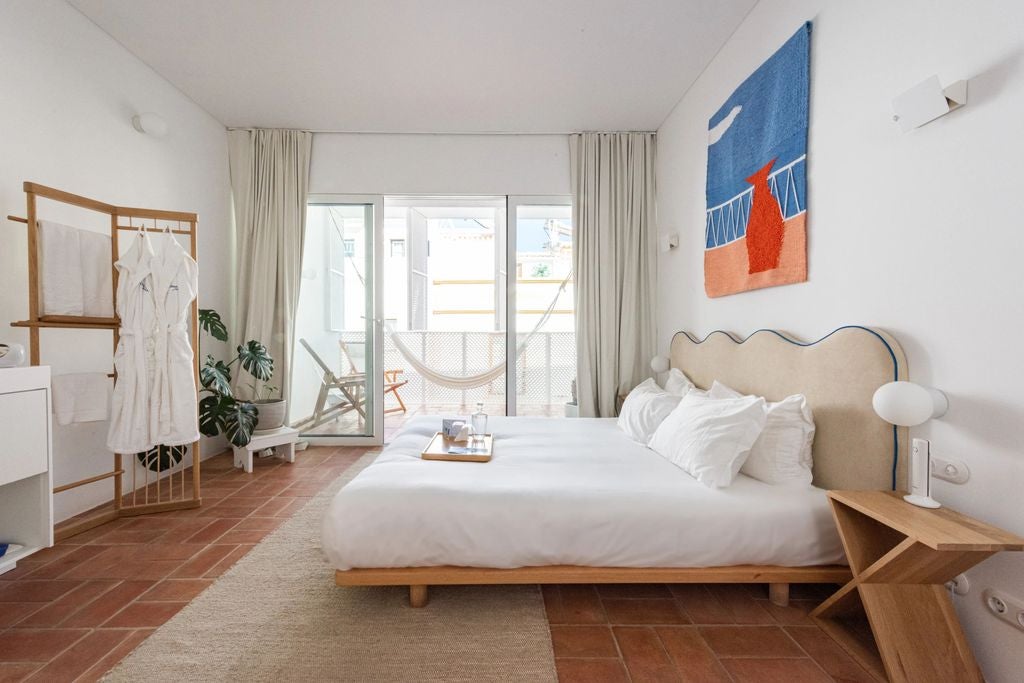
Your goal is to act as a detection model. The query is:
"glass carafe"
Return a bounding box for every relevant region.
[470,402,488,445]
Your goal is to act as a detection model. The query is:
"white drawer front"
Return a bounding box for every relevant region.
[0,389,49,486]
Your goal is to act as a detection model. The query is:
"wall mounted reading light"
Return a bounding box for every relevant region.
[650,356,670,374]
[131,112,168,138]
[873,381,949,508]
[891,75,967,132]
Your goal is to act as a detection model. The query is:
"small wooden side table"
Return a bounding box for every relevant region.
[811,490,1024,682]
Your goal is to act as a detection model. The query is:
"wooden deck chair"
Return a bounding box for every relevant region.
[296,338,368,431]
[338,339,409,414]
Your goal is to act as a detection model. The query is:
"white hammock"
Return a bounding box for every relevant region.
[385,273,571,391]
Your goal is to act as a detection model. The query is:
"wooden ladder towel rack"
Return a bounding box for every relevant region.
[7,181,203,541]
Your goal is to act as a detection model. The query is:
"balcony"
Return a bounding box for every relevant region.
[292,198,575,441]
[292,329,576,440]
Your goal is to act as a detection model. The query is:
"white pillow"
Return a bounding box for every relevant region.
[617,378,682,444]
[708,381,815,486]
[663,368,695,396]
[648,393,767,488]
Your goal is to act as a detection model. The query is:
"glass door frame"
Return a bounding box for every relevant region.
[505,195,573,418]
[297,193,572,443]
[303,194,385,446]
[382,195,509,422]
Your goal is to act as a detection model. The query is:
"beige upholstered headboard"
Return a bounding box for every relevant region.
[670,327,908,491]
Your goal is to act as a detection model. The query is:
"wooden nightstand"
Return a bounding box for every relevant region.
[811,490,1024,682]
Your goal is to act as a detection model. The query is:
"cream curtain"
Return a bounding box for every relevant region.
[570,132,657,417]
[228,129,312,403]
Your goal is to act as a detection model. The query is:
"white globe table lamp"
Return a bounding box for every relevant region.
[872,381,948,508]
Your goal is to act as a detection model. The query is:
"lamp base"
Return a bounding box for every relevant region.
[904,493,941,509]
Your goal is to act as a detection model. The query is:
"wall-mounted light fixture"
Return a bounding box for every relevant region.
[658,233,679,253]
[891,75,967,132]
[873,381,949,508]
[131,112,168,138]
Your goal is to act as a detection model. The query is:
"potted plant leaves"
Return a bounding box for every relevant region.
[137,443,188,473]
[197,308,277,447]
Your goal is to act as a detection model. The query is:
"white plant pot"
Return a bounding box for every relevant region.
[254,399,287,433]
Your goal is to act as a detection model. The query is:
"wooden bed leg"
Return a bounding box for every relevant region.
[769,583,790,607]
[409,584,428,608]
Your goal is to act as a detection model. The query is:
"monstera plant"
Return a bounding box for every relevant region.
[197,308,274,447]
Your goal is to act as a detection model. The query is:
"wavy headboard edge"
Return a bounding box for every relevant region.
[669,326,908,491]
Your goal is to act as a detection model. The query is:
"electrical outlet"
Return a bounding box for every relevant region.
[983,589,1024,632]
[931,456,969,484]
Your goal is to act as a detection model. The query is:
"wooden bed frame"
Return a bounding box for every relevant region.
[334,327,908,608]
[335,565,852,608]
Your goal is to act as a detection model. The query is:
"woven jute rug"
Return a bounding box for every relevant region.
[104,452,557,682]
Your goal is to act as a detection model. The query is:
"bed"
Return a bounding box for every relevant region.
[325,326,909,608]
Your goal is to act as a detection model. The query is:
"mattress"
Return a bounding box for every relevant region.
[322,416,845,571]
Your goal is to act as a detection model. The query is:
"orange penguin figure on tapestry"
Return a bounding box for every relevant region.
[744,158,785,273]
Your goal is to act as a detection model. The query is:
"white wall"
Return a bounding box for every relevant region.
[310,133,570,196]
[656,0,1024,678]
[0,1,231,521]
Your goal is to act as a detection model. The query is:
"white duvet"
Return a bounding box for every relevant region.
[322,417,845,570]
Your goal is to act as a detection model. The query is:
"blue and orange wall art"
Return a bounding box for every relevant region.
[705,22,810,297]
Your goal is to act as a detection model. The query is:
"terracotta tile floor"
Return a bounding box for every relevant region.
[544,583,879,682]
[0,445,877,682]
[0,445,368,682]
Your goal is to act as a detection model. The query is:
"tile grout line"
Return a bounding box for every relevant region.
[596,589,631,682]
[17,626,97,681]
[784,623,874,682]
[706,583,741,683]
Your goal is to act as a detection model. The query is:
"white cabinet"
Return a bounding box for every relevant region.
[0,366,53,574]
[0,388,49,486]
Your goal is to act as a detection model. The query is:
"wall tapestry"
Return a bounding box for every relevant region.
[705,22,810,297]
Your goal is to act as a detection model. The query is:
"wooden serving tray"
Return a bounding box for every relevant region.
[421,432,493,462]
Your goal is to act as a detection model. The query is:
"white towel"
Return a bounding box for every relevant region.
[37,221,113,318]
[38,220,83,316]
[52,372,110,426]
[79,229,114,317]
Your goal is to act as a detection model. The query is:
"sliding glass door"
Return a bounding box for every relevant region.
[291,194,572,444]
[381,197,508,439]
[507,197,575,417]
[290,196,383,444]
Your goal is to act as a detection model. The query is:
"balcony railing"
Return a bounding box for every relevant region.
[339,329,576,409]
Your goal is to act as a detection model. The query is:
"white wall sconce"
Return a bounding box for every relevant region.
[891,75,967,132]
[873,381,949,508]
[650,355,670,374]
[658,232,679,253]
[131,112,168,138]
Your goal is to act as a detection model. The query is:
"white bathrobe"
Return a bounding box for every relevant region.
[107,232,199,454]
[149,236,200,448]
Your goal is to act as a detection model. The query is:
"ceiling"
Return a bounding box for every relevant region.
[68,0,756,133]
